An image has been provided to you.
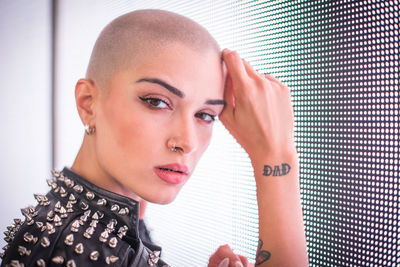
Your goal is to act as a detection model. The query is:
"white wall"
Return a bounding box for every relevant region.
[0,0,52,252]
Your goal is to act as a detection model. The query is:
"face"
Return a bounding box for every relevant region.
[93,43,225,204]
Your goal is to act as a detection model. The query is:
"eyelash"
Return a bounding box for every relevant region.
[139,96,216,123]
[139,96,171,109]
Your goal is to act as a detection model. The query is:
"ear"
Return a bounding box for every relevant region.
[75,78,98,126]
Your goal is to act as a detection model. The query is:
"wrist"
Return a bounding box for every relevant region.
[249,148,299,169]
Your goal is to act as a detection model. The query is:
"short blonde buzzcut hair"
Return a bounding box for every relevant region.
[86,9,220,89]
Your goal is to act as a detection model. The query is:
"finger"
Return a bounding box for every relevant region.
[234,260,244,267]
[264,73,288,91]
[220,74,235,122]
[242,59,260,79]
[238,255,249,266]
[222,49,248,89]
[217,258,230,267]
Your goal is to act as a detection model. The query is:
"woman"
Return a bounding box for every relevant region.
[1,9,308,267]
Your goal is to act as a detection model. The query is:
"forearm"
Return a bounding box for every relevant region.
[252,152,308,267]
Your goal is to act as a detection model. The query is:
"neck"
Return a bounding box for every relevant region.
[71,135,141,202]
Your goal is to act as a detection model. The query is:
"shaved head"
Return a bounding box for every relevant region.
[86,9,220,89]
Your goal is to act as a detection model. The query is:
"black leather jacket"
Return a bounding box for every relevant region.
[1,168,169,267]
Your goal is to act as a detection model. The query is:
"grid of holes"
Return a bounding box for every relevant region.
[235,0,399,266]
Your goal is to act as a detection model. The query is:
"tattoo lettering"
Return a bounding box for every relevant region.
[263,163,290,177]
[255,239,271,265]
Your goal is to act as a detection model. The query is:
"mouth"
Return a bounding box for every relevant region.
[154,164,190,185]
[157,167,185,174]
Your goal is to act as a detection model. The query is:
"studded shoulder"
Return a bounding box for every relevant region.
[1,169,170,267]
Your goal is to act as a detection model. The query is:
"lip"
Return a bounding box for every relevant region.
[154,163,190,185]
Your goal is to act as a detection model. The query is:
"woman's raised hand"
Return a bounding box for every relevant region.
[219,49,296,166]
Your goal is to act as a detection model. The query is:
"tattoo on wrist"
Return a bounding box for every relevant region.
[255,239,271,265]
[263,163,291,176]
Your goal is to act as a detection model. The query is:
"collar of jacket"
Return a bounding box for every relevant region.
[58,167,140,241]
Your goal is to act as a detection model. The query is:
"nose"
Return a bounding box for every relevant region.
[169,116,198,155]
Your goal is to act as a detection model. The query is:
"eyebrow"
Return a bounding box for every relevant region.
[136,78,184,98]
[205,99,226,106]
[136,77,226,106]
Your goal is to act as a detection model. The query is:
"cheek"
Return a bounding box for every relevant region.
[196,125,213,156]
[97,94,163,161]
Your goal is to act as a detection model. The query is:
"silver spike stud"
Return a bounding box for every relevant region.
[51,256,64,264]
[18,245,31,256]
[64,178,74,188]
[73,184,83,193]
[14,218,22,225]
[35,221,44,229]
[51,169,60,178]
[69,194,77,203]
[7,224,16,232]
[47,178,57,190]
[53,214,62,227]
[99,230,109,243]
[105,255,119,264]
[0,252,3,259]
[23,232,37,244]
[90,220,98,228]
[66,202,74,213]
[36,259,46,267]
[92,213,99,220]
[95,210,104,219]
[148,251,160,266]
[4,235,13,243]
[71,220,80,232]
[117,225,128,239]
[86,191,95,200]
[47,210,54,221]
[118,207,129,216]
[107,219,117,231]
[110,204,120,212]
[64,233,74,246]
[46,222,55,234]
[97,198,107,206]
[59,206,68,218]
[3,244,10,251]
[74,243,84,254]
[40,236,50,248]
[66,259,76,267]
[80,200,89,210]
[54,201,61,212]
[83,226,95,239]
[80,210,91,222]
[90,250,99,261]
[59,186,68,198]
[108,237,118,248]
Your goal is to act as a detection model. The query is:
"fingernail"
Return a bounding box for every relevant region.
[234,261,244,267]
[218,258,230,267]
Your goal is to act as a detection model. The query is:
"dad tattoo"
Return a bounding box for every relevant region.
[263,163,290,177]
[255,239,271,265]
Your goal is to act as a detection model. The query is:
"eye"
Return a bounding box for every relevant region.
[139,96,170,109]
[195,112,216,123]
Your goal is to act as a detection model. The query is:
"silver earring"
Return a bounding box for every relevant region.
[171,146,178,152]
[84,124,95,135]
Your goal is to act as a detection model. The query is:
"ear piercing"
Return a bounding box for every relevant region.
[84,124,96,135]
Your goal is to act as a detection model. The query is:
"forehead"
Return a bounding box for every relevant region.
[128,42,225,99]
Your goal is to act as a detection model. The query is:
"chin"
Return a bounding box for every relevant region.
[142,187,182,205]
